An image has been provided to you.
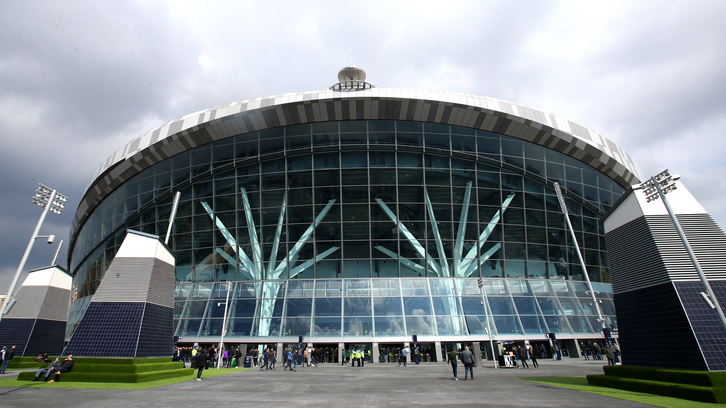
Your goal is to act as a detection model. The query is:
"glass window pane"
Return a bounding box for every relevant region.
[513,297,539,315]
[520,315,548,334]
[435,316,467,336]
[226,318,253,336]
[430,278,457,296]
[282,317,310,336]
[315,280,342,297]
[403,297,433,315]
[229,299,257,318]
[537,296,563,315]
[344,297,372,316]
[285,298,312,317]
[465,315,491,335]
[544,315,572,334]
[344,279,371,297]
[312,317,341,336]
[344,317,372,336]
[253,318,281,337]
[375,316,405,337]
[493,315,523,335]
[401,279,430,296]
[568,315,594,333]
[314,297,342,317]
[373,297,403,316]
[460,296,486,315]
[557,297,584,315]
[405,315,435,335]
[287,280,314,298]
[488,296,516,315]
[371,279,401,296]
[433,297,462,316]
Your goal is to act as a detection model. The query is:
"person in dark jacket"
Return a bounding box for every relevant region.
[33,357,61,382]
[47,355,74,383]
[517,346,529,369]
[604,345,615,366]
[195,348,208,380]
[0,345,16,374]
[530,345,539,369]
[460,346,475,380]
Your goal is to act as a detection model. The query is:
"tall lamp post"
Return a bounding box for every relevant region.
[0,184,68,323]
[217,281,234,369]
[553,182,606,330]
[477,277,498,369]
[637,170,726,333]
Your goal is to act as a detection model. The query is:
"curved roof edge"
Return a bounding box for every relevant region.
[73,88,643,239]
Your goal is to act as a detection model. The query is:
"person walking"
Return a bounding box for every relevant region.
[517,346,529,369]
[461,346,475,380]
[284,348,295,371]
[195,348,208,381]
[447,347,459,380]
[530,345,539,369]
[401,346,408,367]
[259,348,270,371]
[0,346,16,374]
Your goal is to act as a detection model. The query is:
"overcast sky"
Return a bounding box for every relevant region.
[1,0,725,294]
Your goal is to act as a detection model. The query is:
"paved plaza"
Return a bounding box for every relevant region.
[0,359,650,408]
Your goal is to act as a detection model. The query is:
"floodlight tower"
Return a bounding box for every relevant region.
[638,170,726,333]
[0,184,68,323]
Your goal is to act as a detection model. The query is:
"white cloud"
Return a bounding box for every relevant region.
[1,0,726,292]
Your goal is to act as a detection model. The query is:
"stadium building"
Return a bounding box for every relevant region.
[66,67,642,362]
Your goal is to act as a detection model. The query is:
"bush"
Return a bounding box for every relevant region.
[588,374,726,404]
[16,358,188,383]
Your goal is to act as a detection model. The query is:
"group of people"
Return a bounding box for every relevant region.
[32,355,74,383]
[447,346,475,381]
[345,348,367,367]
[581,341,618,366]
[185,345,245,380]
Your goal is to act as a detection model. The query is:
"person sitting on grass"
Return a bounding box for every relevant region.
[32,357,61,382]
[46,355,74,383]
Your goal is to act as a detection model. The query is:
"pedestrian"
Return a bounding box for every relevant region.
[531,345,539,369]
[303,348,310,367]
[195,348,208,381]
[604,345,615,366]
[461,346,475,380]
[587,342,596,361]
[284,348,295,371]
[190,346,198,369]
[580,342,589,360]
[447,347,458,380]
[517,346,529,369]
[401,346,408,367]
[0,346,16,374]
[222,348,229,368]
[259,348,269,371]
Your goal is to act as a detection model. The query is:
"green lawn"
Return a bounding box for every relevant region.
[522,376,719,408]
[0,367,249,390]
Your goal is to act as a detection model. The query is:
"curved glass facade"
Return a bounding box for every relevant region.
[68,120,624,341]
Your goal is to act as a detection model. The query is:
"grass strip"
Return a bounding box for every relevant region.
[522,376,718,408]
[0,367,249,390]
